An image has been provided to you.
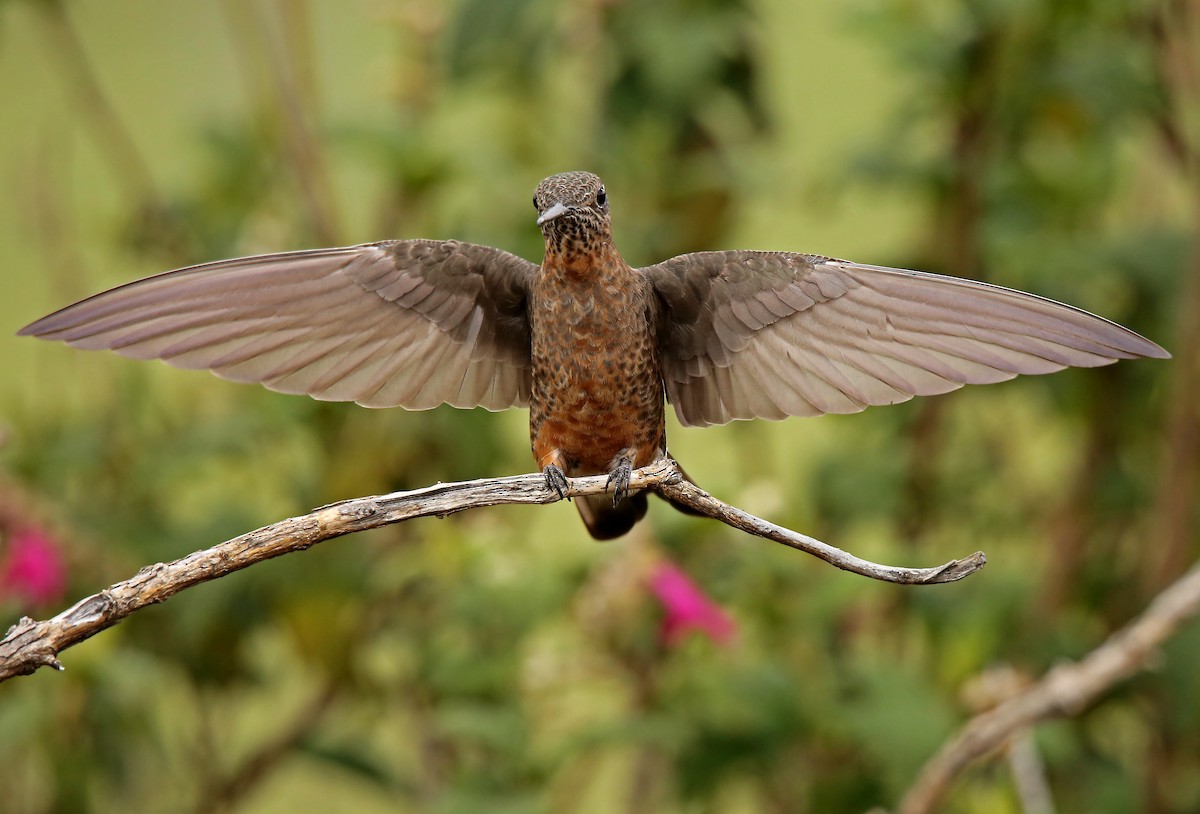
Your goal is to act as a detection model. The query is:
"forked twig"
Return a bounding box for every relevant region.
[0,459,985,682]
[896,560,1200,814]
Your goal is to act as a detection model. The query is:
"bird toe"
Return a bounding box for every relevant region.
[544,465,571,501]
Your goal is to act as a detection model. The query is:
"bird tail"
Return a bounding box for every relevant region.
[575,458,703,539]
[575,492,648,540]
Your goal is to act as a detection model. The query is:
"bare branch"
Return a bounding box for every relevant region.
[896,560,1200,814]
[0,460,985,683]
[655,476,986,583]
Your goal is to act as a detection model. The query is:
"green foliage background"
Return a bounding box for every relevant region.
[0,1,1196,812]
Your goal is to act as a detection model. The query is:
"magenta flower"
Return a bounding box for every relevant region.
[648,563,736,647]
[1,527,67,606]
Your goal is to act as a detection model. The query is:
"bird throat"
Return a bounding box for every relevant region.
[541,223,617,278]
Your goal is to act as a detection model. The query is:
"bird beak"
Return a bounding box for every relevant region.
[536,202,571,226]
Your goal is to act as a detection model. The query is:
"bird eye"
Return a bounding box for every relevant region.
[596,188,607,207]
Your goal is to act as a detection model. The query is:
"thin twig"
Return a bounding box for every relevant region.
[192,683,339,814]
[190,571,416,813]
[1145,0,1200,591]
[35,0,161,209]
[220,0,343,244]
[1006,731,1056,814]
[655,477,986,584]
[0,460,985,682]
[895,559,1200,814]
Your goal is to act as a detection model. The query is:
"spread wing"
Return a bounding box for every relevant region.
[644,251,1170,428]
[19,240,537,411]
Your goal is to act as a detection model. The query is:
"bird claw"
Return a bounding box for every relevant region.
[607,458,632,507]
[544,465,571,501]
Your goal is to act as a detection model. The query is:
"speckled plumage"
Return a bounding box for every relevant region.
[527,172,666,537]
[528,259,663,473]
[20,171,1170,540]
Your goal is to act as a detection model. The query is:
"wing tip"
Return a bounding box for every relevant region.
[1109,333,1171,361]
[1142,341,1172,361]
[17,317,55,338]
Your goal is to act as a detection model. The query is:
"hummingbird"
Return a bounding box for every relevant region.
[19,171,1169,539]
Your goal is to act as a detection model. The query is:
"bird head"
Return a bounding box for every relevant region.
[533,171,612,256]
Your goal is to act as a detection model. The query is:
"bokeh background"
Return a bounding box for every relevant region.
[1,1,1196,812]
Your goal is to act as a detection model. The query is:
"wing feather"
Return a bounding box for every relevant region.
[19,241,537,411]
[645,252,1168,427]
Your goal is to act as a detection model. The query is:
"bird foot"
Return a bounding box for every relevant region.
[544,465,571,501]
[607,458,633,507]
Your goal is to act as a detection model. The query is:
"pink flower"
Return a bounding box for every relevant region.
[648,563,736,647]
[1,527,67,606]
